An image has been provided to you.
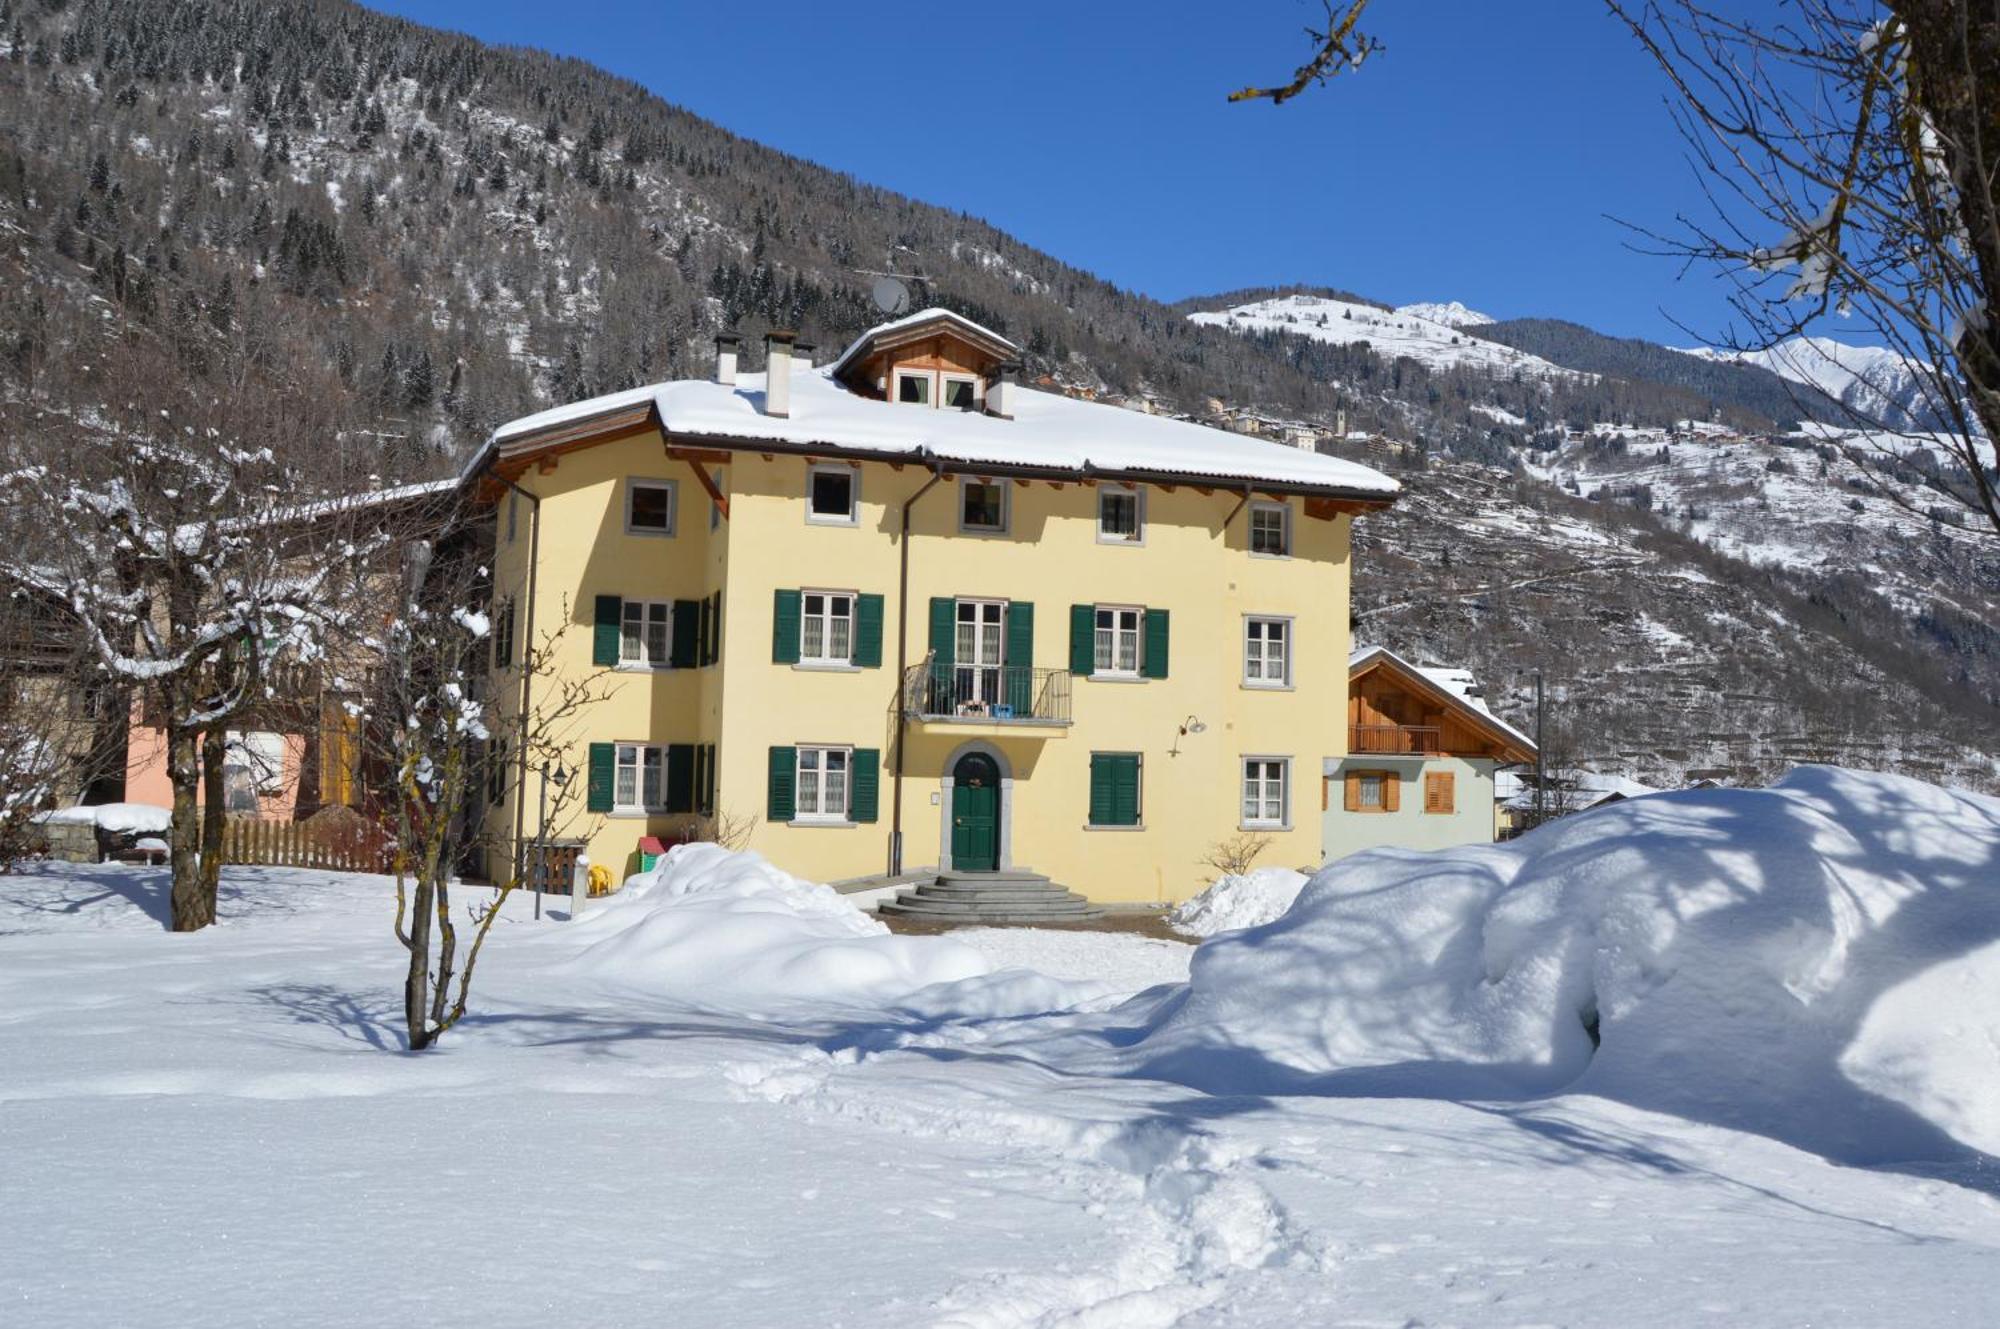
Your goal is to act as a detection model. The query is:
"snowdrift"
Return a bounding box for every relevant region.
[1129,768,2000,1165]
[565,844,1107,1018]
[1169,867,1309,938]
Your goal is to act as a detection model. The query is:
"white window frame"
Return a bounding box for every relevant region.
[1248,500,1291,558]
[958,476,1010,535]
[806,463,859,526]
[223,730,287,811]
[625,478,678,537]
[618,599,673,670]
[940,373,982,411]
[799,590,857,667]
[1093,604,1143,678]
[793,744,853,824]
[1096,483,1145,545]
[1356,771,1389,813]
[613,742,669,814]
[894,369,934,407]
[1243,615,1293,688]
[1241,756,1291,830]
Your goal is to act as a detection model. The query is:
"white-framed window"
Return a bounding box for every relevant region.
[223,730,286,812]
[800,591,856,665]
[1243,616,1291,687]
[941,373,980,410]
[960,477,1009,534]
[807,464,858,525]
[895,370,933,406]
[1241,757,1290,829]
[619,599,672,669]
[614,743,668,813]
[795,745,852,822]
[1356,771,1388,811]
[1094,605,1142,677]
[1249,500,1290,557]
[626,478,677,536]
[1097,484,1144,544]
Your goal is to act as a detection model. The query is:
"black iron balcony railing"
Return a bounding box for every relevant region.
[903,662,1073,725]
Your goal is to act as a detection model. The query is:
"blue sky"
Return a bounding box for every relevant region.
[372,1,1770,345]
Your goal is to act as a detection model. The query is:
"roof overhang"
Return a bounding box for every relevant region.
[1350,647,1538,762]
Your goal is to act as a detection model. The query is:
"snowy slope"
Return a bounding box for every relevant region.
[1395,299,1494,328]
[1190,292,1575,379]
[1682,336,1956,432]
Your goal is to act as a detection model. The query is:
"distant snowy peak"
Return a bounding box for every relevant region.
[1190,292,1574,381]
[1396,300,1495,329]
[1682,336,1961,433]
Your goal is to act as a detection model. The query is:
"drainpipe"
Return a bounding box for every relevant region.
[890,463,947,875]
[499,474,542,893]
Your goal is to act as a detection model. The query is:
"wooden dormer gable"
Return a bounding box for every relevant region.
[1348,650,1536,764]
[829,309,1019,407]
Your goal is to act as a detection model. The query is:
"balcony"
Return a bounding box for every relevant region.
[903,662,1073,734]
[1350,723,1441,755]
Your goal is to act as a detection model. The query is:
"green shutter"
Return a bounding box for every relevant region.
[586,742,615,813]
[697,596,714,666]
[671,600,700,668]
[666,743,696,813]
[1142,608,1170,680]
[1088,753,1113,827]
[699,743,716,814]
[593,595,621,667]
[705,592,722,666]
[851,748,880,823]
[1004,601,1034,713]
[772,590,801,664]
[854,593,885,668]
[767,746,796,822]
[928,597,956,667]
[1113,756,1141,826]
[1069,604,1095,677]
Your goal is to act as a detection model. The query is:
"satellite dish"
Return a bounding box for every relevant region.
[871,275,911,316]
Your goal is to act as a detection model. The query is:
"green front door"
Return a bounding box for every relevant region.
[950,752,1001,871]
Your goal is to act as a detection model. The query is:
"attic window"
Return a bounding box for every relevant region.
[807,464,857,525]
[896,371,931,405]
[942,375,979,410]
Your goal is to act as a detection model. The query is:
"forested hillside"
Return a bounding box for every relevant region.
[1,0,1993,788]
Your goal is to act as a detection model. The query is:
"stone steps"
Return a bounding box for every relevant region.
[877,867,1104,925]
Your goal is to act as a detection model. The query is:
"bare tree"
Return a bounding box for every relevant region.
[686,806,759,852]
[360,511,610,1052]
[0,344,377,929]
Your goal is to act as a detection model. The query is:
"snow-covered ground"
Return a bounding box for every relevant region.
[5,770,2000,1327]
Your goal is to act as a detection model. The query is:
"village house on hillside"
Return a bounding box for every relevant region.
[1327,646,1538,860]
[465,309,1399,909]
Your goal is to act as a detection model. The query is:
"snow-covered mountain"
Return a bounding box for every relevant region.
[1189,293,1572,379]
[1681,337,1956,433]
[1395,300,1494,329]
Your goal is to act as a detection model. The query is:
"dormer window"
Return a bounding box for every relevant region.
[942,375,980,410]
[895,371,932,405]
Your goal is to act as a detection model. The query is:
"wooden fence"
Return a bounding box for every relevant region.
[221,813,390,874]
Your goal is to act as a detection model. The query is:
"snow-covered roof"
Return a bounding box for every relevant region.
[825,306,1018,377]
[1497,767,1663,811]
[1349,644,1536,753]
[486,361,1399,499]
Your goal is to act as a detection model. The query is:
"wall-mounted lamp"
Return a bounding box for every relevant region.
[1170,715,1207,757]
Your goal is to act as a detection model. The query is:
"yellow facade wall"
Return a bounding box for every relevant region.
[484,432,1354,904]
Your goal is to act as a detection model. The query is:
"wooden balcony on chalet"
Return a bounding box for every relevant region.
[1349,723,1442,755]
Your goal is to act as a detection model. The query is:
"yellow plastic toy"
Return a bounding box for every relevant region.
[588,863,614,896]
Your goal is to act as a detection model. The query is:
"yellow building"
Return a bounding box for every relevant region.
[468,310,1398,905]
